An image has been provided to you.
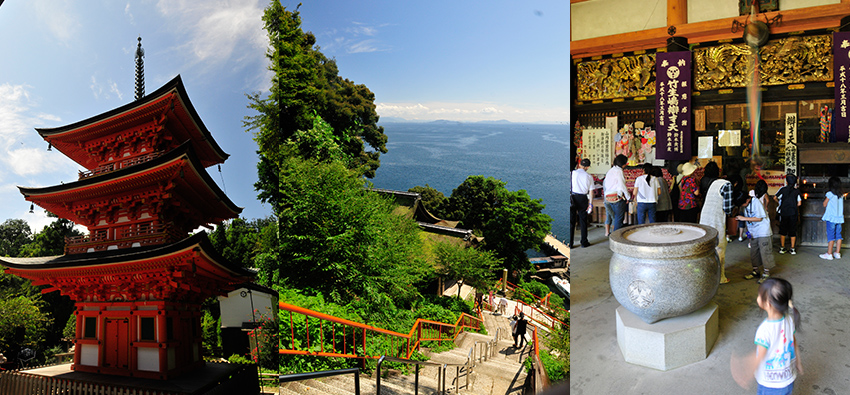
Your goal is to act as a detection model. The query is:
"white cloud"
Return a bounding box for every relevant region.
[0,84,78,179]
[31,0,81,45]
[125,2,135,25]
[89,76,124,101]
[155,0,267,68]
[322,22,391,54]
[377,101,565,123]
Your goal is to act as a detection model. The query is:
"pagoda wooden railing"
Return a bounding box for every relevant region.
[77,151,163,180]
[65,223,182,254]
[278,301,483,361]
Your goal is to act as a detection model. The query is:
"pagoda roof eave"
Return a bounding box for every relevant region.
[19,141,242,221]
[35,75,229,168]
[0,232,252,278]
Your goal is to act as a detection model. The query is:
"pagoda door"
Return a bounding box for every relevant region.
[103,318,129,369]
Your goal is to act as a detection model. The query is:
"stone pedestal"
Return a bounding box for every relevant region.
[616,302,719,371]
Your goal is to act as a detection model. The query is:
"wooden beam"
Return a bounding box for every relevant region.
[668,0,687,27]
[571,3,850,59]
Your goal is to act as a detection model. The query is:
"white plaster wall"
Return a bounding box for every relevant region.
[80,344,98,366]
[137,348,159,372]
[688,0,738,23]
[571,0,667,41]
[218,288,275,328]
[782,0,841,10]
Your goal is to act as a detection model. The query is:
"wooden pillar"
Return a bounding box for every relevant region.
[668,0,687,27]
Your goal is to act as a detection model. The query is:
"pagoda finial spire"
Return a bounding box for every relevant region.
[134,36,145,101]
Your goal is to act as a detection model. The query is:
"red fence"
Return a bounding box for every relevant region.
[278,301,483,360]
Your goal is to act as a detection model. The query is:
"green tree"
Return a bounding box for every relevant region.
[444,176,552,279]
[0,296,52,358]
[0,219,33,257]
[19,217,83,257]
[278,156,431,308]
[409,185,448,219]
[434,241,500,295]
[246,1,388,213]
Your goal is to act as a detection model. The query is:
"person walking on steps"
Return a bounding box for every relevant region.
[513,312,528,348]
[571,158,593,248]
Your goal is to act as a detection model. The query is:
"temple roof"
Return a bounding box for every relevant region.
[36,75,228,170]
[20,141,241,228]
[0,232,254,300]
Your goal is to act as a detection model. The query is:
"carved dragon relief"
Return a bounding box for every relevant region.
[576,54,656,101]
[694,34,832,90]
[574,35,832,102]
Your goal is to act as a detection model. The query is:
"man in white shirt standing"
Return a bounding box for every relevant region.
[603,154,630,235]
[571,158,593,248]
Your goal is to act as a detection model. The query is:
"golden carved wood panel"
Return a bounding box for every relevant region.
[575,54,656,101]
[694,35,832,91]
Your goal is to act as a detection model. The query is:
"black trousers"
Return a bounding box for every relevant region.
[570,193,590,247]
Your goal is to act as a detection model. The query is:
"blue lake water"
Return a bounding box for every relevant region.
[370,122,570,242]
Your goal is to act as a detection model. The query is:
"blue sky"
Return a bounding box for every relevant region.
[0,0,568,234]
[295,1,569,123]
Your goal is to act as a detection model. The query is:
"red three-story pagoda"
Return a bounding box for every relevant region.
[0,75,254,380]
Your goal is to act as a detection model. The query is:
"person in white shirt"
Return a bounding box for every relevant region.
[632,163,660,224]
[571,158,594,247]
[603,154,630,235]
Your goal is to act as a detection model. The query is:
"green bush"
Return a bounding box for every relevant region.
[227,354,254,364]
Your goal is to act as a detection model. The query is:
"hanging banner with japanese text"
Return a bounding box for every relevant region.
[785,113,798,176]
[834,32,850,143]
[582,128,613,175]
[655,51,692,160]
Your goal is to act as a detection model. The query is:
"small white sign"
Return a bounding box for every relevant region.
[718,130,741,147]
[698,136,713,158]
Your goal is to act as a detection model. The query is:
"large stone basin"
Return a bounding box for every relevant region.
[609,223,719,324]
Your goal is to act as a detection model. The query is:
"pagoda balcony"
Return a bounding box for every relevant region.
[77,152,163,180]
[64,223,185,254]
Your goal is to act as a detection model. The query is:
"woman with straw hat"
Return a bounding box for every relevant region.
[677,162,700,223]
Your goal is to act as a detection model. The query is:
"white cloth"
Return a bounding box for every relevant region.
[603,166,630,200]
[745,195,772,238]
[571,168,593,195]
[700,179,730,280]
[754,315,797,388]
[635,175,659,203]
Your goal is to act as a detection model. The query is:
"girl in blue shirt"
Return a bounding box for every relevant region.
[820,176,844,261]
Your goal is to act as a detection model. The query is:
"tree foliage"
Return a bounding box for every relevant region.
[433,241,500,292]
[409,185,448,219]
[19,218,83,257]
[246,1,387,213]
[0,296,52,358]
[444,176,552,279]
[0,219,32,257]
[278,156,431,309]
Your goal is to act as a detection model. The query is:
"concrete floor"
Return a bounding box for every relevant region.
[570,224,850,394]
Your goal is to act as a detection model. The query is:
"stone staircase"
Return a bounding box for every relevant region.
[279,331,530,395]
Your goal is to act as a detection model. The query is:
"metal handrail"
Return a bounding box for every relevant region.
[529,326,550,393]
[377,349,473,395]
[278,301,483,360]
[513,300,566,330]
[279,367,361,395]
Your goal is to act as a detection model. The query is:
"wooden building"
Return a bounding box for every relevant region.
[571,0,850,245]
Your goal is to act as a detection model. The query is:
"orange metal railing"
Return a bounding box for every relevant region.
[530,326,550,393]
[513,300,565,331]
[278,301,482,360]
[500,280,569,318]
